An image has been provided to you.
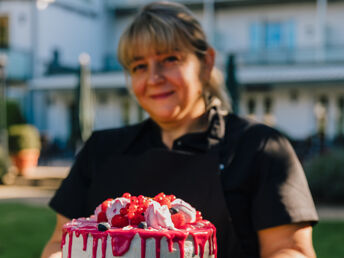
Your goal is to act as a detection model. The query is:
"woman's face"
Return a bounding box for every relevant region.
[129,49,214,126]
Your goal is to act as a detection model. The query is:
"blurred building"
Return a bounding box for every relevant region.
[1,0,344,149]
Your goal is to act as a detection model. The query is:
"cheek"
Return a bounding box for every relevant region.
[131,78,145,98]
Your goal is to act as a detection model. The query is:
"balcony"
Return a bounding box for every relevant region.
[106,0,310,12]
[0,48,32,81]
[237,46,344,66]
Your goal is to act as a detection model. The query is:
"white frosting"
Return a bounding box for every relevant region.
[171,199,196,223]
[106,197,131,222]
[144,200,175,229]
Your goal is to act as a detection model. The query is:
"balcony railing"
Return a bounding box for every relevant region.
[0,48,32,80]
[237,46,344,66]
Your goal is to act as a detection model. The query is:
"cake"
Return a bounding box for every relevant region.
[62,192,217,258]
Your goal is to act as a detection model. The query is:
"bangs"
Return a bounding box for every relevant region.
[118,12,194,69]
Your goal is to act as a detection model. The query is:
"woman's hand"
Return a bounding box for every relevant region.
[258,222,316,258]
[41,213,70,258]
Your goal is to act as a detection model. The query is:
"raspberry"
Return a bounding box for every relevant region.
[196,211,203,221]
[130,197,139,205]
[122,193,131,199]
[111,215,129,228]
[167,195,176,202]
[120,208,128,215]
[130,215,145,226]
[159,198,171,208]
[171,213,186,228]
[97,211,107,223]
[101,198,113,212]
[127,212,136,219]
[128,204,138,213]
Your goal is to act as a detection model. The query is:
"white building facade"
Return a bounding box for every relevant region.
[1,0,344,148]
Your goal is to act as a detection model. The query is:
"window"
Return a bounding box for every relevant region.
[0,16,9,48]
[337,97,344,137]
[250,20,295,50]
[247,98,256,115]
[263,97,273,114]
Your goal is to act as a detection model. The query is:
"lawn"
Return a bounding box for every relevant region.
[0,202,343,258]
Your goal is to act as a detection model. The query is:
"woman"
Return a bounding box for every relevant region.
[42,2,318,257]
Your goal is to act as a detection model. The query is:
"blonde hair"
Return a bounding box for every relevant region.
[117,1,231,113]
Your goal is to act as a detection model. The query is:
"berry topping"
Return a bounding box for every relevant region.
[196,211,203,221]
[169,207,179,215]
[98,222,111,231]
[127,212,136,220]
[120,208,128,216]
[171,213,186,228]
[97,211,107,223]
[138,222,148,229]
[130,214,145,226]
[111,215,129,228]
[122,193,131,199]
[167,195,176,202]
[101,198,113,212]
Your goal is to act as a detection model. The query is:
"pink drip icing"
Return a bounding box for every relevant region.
[101,235,107,258]
[68,231,73,258]
[141,236,146,258]
[190,232,209,258]
[92,234,99,258]
[167,237,174,252]
[61,230,67,250]
[110,231,136,256]
[155,236,162,258]
[61,219,218,258]
[81,232,88,251]
[172,233,187,258]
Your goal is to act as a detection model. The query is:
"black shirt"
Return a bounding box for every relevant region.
[50,109,318,256]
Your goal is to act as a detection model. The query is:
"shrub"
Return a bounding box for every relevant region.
[6,100,26,128]
[0,146,9,179]
[8,124,41,155]
[304,148,344,204]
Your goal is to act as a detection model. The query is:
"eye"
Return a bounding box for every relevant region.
[131,63,147,73]
[163,55,179,64]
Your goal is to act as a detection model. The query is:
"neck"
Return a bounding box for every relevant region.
[157,104,208,149]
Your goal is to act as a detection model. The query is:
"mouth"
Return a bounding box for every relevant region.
[150,91,175,100]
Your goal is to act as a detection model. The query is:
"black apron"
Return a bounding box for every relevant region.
[88,148,244,257]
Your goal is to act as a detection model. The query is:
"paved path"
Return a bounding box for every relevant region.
[0,185,344,220]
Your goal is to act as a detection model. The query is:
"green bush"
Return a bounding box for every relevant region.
[0,146,9,178]
[304,148,344,204]
[0,99,26,128]
[8,124,41,155]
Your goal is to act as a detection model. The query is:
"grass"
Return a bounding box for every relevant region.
[0,202,55,258]
[0,202,343,258]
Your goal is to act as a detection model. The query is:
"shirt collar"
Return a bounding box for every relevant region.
[145,100,227,153]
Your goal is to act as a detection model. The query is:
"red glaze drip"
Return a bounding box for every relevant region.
[101,235,108,258]
[141,236,146,258]
[190,232,209,258]
[62,219,217,258]
[110,231,136,256]
[171,232,187,258]
[92,233,99,258]
[61,230,67,250]
[81,232,88,251]
[68,231,73,258]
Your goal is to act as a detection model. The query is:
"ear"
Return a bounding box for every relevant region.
[203,47,215,82]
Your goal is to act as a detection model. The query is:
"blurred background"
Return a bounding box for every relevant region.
[0,0,344,257]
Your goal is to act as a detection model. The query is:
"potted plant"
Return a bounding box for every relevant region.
[8,124,41,176]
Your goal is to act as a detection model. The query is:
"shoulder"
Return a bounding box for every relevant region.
[225,114,285,151]
[86,120,149,154]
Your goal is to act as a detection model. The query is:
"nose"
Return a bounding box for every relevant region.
[147,62,164,85]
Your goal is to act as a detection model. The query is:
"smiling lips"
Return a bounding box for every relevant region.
[150,91,175,99]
